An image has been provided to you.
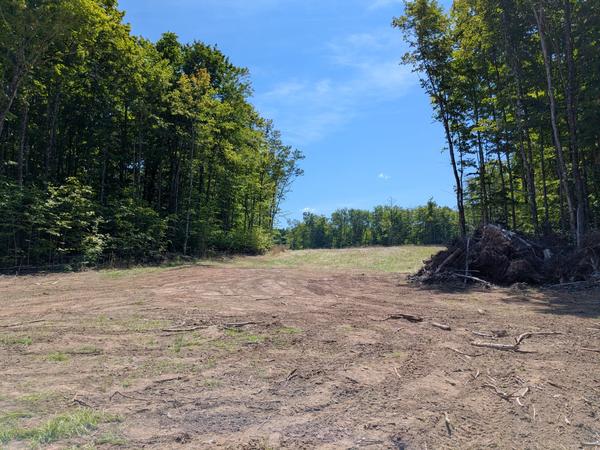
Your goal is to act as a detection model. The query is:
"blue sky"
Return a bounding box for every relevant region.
[119,0,455,223]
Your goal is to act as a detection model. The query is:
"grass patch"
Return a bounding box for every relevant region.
[0,408,121,446]
[68,345,102,355]
[132,358,200,377]
[100,266,165,279]
[46,352,69,362]
[100,260,195,279]
[0,334,32,346]
[0,411,34,424]
[227,245,444,273]
[95,431,127,445]
[224,328,265,344]
[276,326,303,335]
[19,391,64,410]
[170,333,206,354]
[203,379,221,389]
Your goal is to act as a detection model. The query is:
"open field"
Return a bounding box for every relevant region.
[226,246,445,273]
[1,247,599,449]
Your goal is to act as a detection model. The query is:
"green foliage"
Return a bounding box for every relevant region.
[107,199,167,262]
[0,2,302,269]
[0,334,32,346]
[395,0,600,241]
[287,200,458,249]
[0,408,121,446]
[40,178,105,266]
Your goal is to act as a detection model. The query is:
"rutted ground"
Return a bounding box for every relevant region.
[0,263,599,449]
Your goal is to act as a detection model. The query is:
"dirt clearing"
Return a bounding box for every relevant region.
[1,250,599,449]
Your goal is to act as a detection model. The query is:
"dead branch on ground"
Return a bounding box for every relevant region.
[471,330,562,352]
[385,313,423,323]
[0,319,45,328]
[161,325,207,333]
[223,321,258,328]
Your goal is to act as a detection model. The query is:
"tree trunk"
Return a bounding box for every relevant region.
[533,3,578,243]
[17,101,29,188]
[440,105,467,237]
[100,147,108,205]
[474,105,489,225]
[505,147,518,230]
[0,64,26,140]
[539,128,551,230]
[183,125,195,256]
[501,0,539,233]
[44,90,61,178]
[563,0,586,246]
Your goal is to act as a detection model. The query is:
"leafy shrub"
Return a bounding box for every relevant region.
[106,199,168,262]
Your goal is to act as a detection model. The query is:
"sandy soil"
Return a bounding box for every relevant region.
[0,265,599,449]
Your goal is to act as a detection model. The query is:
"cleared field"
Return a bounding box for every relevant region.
[228,245,444,273]
[0,248,599,449]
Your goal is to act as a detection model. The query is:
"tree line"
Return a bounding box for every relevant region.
[284,200,458,249]
[395,0,600,246]
[0,0,302,270]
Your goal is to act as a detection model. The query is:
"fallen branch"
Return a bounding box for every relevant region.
[484,383,530,403]
[431,322,451,331]
[71,394,93,408]
[161,325,207,333]
[223,321,258,328]
[471,330,497,339]
[444,412,452,437]
[151,376,187,384]
[471,341,523,352]
[0,319,45,328]
[453,273,493,288]
[448,347,481,358]
[435,247,463,274]
[471,330,561,352]
[283,368,298,385]
[483,383,512,400]
[110,391,151,402]
[386,313,423,323]
[581,347,600,353]
[513,386,529,399]
[515,331,563,345]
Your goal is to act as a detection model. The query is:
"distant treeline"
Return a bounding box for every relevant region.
[283,200,458,249]
[396,0,600,245]
[0,1,302,270]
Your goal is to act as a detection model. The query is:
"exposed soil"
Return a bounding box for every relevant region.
[1,265,599,449]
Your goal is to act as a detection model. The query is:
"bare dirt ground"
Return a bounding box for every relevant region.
[1,261,599,449]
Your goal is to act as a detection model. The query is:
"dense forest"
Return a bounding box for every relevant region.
[396,0,600,246]
[0,0,302,269]
[285,200,458,249]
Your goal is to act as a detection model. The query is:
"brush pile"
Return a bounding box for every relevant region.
[413,224,600,286]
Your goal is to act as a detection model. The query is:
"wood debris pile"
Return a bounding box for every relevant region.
[412,225,600,286]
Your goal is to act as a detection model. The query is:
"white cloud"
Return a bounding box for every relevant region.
[302,207,316,214]
[378,173,391,180]
[253,29,415,145]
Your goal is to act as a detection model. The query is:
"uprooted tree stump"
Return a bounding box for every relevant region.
[411,225,600,286]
